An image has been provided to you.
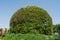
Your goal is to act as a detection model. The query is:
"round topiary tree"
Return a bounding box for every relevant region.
[10,6,53,35]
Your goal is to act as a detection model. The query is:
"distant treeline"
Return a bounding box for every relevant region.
[0,28,8,36]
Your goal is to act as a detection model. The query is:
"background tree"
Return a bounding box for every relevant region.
[0,28,3,36]
[10,6,53,35]
[4,28,7,34]
[53,24,60,35]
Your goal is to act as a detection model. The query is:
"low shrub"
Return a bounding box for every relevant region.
[3,33,55,40]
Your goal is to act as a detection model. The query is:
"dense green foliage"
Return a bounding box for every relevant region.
[3,33,55,40]
[10,6,53,35]
[53,24,60,34]
[53,24,60,40]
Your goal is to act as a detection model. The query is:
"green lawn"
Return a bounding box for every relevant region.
[3,33,55,40]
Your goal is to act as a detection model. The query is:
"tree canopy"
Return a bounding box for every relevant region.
[10,6,53,35]
[53,24,60,34]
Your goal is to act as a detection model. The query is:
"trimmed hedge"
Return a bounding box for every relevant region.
[10,6,53,35]
[3,33,55,40]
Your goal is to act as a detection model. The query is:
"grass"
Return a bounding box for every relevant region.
[3,33,55,40]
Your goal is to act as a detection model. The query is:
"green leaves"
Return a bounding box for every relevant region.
[10,6,53,35]
[3,34,55,40]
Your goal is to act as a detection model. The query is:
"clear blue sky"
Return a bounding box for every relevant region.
[0,0,60,29]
